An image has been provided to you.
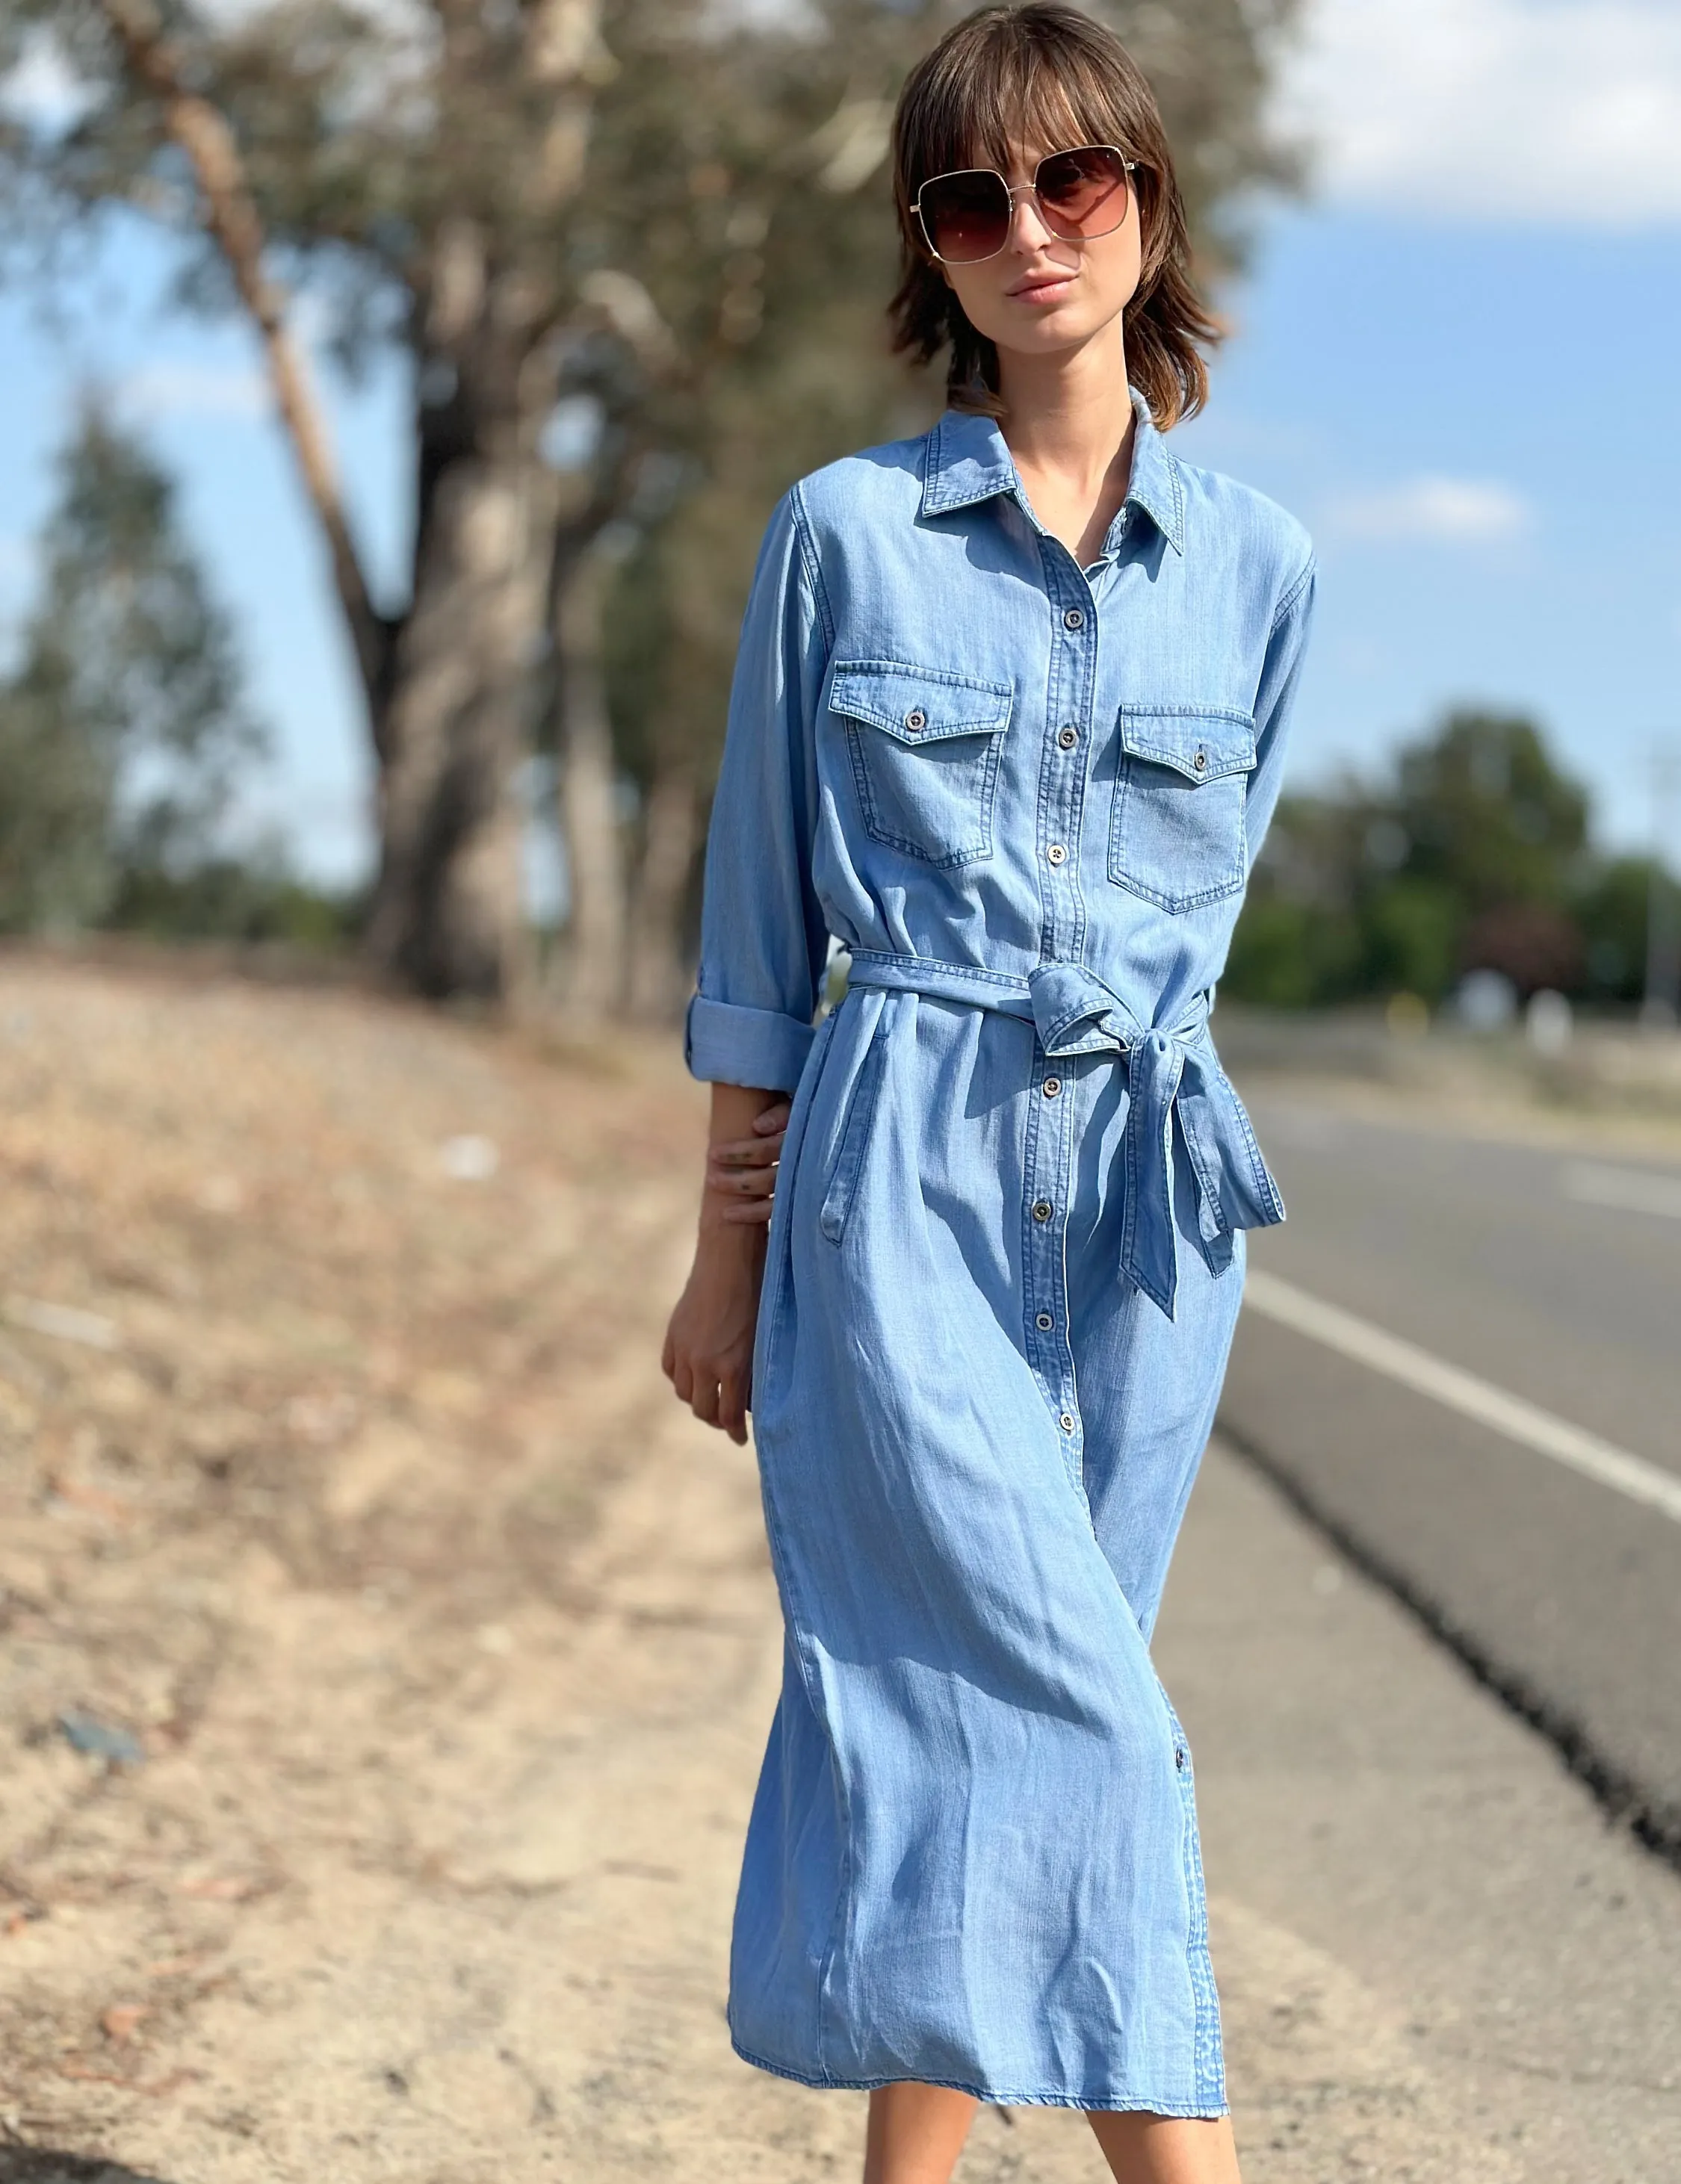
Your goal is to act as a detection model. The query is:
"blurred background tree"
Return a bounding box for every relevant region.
[0,400,277,934]
[0,0,1303,1011]
[1225,707,1662,1013]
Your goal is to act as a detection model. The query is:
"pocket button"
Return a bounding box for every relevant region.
[905,707,926,732]
[1192,748,1207,772]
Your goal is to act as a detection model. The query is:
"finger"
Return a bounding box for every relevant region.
[718,1198,775,1226]
[718,1371,749,1445]
[752,1102,792,1135]
[691,1374,722,1429]
[660,1326,676,1381]
[711,1135,781,1168]
[671,1356,694,1405]
[707,1162,776,1197]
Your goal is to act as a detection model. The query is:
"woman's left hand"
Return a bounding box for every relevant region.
[704,1095,791,1223]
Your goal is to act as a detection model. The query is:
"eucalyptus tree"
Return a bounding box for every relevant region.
[0,401,263,930]
[1,0,612,997]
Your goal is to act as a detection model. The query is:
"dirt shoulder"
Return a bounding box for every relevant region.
[1,961,1672,2183]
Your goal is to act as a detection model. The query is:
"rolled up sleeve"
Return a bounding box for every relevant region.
[684,485,832,1093]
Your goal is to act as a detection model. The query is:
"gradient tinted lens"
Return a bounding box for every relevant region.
[918,169,1012,264]
[1033,146,1130,239]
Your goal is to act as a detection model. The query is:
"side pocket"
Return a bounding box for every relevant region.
[819,996,891,1246]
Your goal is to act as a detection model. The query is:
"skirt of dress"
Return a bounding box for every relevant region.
[729,985,1245,2115]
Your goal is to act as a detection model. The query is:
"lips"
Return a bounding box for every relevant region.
[1008,270,1077,301]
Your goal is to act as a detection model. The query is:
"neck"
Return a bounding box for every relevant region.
[993,318,1136,491]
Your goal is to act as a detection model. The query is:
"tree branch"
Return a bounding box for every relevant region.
[96,0,394,737]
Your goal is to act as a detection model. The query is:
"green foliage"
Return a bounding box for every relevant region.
[0,400,270,935]
[1225,707,1661,1010]
[104,852,363,946]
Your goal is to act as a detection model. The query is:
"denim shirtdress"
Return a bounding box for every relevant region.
[684,384,1316,2115]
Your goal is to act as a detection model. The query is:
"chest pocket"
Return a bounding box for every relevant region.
[1108,706,1257,913]
[830,660,1013,869]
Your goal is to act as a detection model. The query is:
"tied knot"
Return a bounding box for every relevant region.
[1025,963,1245,1320]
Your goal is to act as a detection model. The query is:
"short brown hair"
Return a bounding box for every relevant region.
[888,2,1221,427]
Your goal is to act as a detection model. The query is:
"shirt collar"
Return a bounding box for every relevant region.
[919,382,1186,556]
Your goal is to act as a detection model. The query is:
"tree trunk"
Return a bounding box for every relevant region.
[363,229,557,1003]
[552,536,629,1019]
[362,452,549,999]
[627,760,701,1022]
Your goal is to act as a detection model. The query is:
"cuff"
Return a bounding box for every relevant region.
[684,992,816,1093]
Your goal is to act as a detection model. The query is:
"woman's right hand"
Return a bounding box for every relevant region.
[705,1095,790,1223]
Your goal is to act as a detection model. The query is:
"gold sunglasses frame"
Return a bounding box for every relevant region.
[912,143,1139,266]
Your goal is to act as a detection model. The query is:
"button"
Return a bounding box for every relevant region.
[1059,1412,1077,1433]
[1035,1312,1054,1331]
[905,707,926,732]
[1057,725,1078,749]
[1031,1200,1053,1223]
[1174,1746,1186,1770]
[1062,606,1085,631]
[1041,1076,1062,1098]
[1192,748,1207,772]
[1046,843,1067,866]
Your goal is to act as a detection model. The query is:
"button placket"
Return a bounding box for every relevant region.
[1036,556,1095,967]
[1022,1052,1080,1459]
[1024,547,1089,1458]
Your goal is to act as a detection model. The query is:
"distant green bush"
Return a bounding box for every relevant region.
[1226,710,1665,1009]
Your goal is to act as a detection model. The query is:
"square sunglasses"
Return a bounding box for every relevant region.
[912,143,1138,267]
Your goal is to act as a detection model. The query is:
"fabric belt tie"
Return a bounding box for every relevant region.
[844,949,1285,1321]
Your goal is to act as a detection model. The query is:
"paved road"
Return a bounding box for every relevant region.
[1217,1082,1681,1846]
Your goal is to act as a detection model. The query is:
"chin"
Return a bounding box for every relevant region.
[993,310,1103,353]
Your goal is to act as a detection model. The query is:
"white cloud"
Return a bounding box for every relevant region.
[1325,474,1534,543]
[0,31,97,134]
[116,363,273,422]
[1279,0,1681,226]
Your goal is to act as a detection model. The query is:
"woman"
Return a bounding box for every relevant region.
[662,7,1315,2180]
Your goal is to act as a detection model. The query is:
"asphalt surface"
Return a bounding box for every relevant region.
[1217,1081,1681,1849]
[1158,1442,1681,2184]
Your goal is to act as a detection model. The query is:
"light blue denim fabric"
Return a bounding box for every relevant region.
[684,385,1316,2114]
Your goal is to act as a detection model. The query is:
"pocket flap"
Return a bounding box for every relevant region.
[831,660,1013,746]
[1120,706,1256,784]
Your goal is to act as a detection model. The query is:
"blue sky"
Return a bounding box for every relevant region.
[1,0,1679,882]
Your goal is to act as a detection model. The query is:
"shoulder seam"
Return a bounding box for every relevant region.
[787,480,836,652]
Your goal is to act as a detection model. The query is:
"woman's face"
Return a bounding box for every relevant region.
[934,140,1142,364]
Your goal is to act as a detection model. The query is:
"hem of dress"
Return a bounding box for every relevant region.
[729,2034,1229,2118]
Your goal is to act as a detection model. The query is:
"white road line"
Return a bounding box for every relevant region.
[1561,1161,1681,1221]
[1242,1269,1681,1527]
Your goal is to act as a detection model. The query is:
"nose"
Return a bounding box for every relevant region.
[1005,184,1056,252]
